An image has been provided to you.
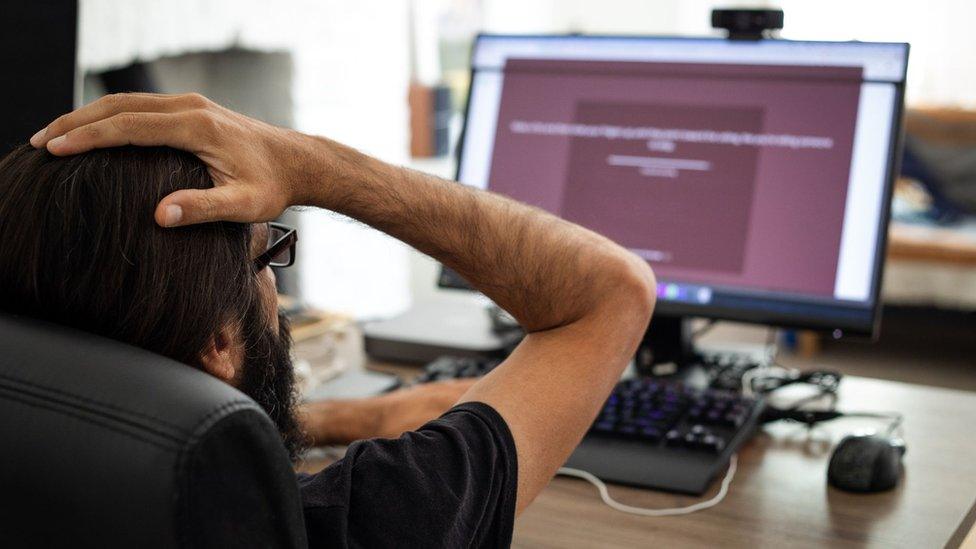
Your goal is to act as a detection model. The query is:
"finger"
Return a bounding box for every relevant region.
[155,186,254,227]
[31,93,207,148]
[45,111,202,156]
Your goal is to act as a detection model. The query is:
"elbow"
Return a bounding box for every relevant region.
[623,254,657,322]
[602,252,656,331]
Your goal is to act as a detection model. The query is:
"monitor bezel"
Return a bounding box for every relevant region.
[443,33,910,338]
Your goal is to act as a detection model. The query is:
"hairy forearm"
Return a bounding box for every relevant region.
[302,379,477,445]
[299,135,653,332]
[301,398,383,445]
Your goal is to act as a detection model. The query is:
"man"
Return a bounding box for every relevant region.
[17,93,656,546]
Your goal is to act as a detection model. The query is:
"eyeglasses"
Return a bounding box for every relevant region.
[253,222,297,271]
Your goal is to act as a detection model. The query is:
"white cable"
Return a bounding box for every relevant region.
[556,454,738,517]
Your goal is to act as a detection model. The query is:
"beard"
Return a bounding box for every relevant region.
[236,307,309,462]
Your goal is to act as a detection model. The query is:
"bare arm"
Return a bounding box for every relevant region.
[303,136,653,335]
[303,137,656,512]
[301,379,477,445]
[31,93,656,514]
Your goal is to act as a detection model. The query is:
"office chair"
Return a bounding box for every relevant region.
[0,312,308,547]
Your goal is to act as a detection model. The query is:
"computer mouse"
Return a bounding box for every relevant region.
[827,434,906,493]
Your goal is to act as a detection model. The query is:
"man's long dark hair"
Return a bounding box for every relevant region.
[0,144,307,459]
[0,144,254,365]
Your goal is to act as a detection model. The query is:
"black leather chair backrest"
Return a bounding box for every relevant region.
[0,312,307,548]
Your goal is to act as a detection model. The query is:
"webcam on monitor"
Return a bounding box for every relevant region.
[711,8,784,40]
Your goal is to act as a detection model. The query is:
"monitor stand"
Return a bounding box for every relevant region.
[634,314,707,385]
[634,314,771,390]
[638,314,693,367]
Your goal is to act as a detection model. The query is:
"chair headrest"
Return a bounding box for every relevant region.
[0,312,307,547]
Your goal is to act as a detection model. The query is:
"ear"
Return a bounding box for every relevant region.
[198,325,241,383]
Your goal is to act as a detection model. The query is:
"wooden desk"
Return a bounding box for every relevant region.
[302,363,976,548]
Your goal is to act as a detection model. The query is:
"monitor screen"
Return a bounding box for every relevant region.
[445,34,909,336]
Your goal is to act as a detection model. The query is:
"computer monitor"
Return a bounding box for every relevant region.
[441,34,909,340]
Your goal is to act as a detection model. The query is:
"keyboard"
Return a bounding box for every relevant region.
[418,355,764,495]
[568,377,763,494]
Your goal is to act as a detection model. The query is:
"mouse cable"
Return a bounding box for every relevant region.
[835,411,904,436]
[556,454,738,517]
[761,407,904,436]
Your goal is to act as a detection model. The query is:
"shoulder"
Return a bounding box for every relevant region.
[298,402,518,547]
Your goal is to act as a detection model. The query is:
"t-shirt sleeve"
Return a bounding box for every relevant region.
[297,401,518,548]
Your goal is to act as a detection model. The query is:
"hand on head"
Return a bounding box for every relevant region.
[30,93,307,228]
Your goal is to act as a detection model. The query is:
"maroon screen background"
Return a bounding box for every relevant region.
[486,59,862,297]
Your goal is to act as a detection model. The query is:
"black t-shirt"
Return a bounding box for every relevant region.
[296,402,518,548]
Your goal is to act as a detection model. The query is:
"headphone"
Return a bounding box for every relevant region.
[745,366,903,435]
